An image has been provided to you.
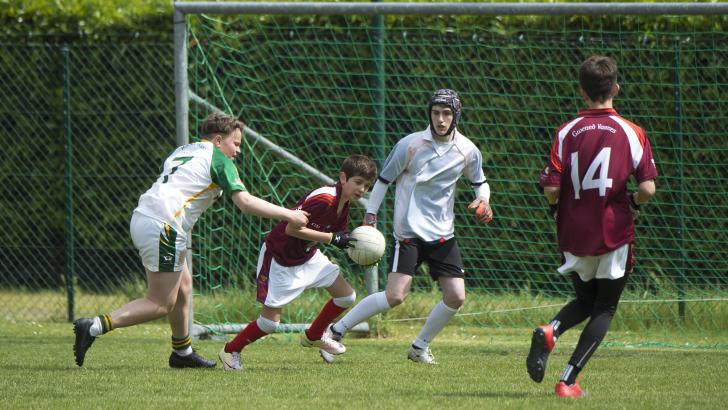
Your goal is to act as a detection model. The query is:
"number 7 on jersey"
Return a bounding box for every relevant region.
[162,156,193,183]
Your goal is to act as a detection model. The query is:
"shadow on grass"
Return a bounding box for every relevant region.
[435,390,541,399]
[0,363,185,372]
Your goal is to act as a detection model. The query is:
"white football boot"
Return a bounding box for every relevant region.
[407,345,437,365]
[218,347,243,371]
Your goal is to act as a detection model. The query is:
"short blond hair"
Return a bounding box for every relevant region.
[200,112,245,139]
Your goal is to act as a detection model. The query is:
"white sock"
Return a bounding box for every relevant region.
[332,291,390,335]
[175,346,193,356]
[256,316,279,334]
[413,300,458,349]
[89,317,103,337]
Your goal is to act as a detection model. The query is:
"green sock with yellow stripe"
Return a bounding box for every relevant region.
[172,335,192,356]
[89,314,113,337]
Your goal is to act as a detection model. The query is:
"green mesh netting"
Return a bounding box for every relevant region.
[187,13,728,333]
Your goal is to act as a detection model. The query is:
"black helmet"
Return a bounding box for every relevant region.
[428,89,462,136]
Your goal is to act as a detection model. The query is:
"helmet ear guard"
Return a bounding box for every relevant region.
[428,88,462,136]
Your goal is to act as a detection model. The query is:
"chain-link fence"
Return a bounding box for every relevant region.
[185,13,728,332]
[2,13,728,334]
[0,42,175,321]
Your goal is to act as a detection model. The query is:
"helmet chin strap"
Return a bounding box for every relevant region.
[429,117,456,139]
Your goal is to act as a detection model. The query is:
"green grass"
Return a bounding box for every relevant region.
[191,288,728,333]
[1,321,726,409]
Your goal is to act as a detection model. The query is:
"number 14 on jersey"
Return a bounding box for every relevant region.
[570,148,613,199]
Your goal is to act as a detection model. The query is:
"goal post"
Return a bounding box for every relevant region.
[173,2,728,339]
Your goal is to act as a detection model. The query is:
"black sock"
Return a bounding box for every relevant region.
[549,319,562,339]
[560,363,581,385]
[552,299,592,337]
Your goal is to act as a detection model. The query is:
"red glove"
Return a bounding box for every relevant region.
[468,199,493,224]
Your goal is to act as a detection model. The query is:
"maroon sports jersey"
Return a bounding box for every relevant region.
[264,181,350,266]
[539,108,658,256]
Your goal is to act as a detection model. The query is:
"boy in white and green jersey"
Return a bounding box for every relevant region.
[134,138,247,237]
[72,112,309,369]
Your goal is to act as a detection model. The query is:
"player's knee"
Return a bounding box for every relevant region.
[443,294,465,309]
[593,302,618,317]
[178,273,192,293]
[575,296,595,310]
[256,316,279,334]
[386,292,408,307]
[157,300,176,316]
[333,292,356,308]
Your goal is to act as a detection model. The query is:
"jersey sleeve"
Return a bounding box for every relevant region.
[378,138,409,184]
[301,193,335,226]
[210,148,247,195]
[365,179,388,215]
[463,145,487,187]
[634,129,659,182]
[539,132,564,187]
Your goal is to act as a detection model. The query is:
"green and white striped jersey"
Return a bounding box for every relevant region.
[134,141,246,232]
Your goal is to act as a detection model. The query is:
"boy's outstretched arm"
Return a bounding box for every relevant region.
[284,223,355,249]
[231,190,309,228]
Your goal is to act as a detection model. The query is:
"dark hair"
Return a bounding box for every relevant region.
[340,155,377,182]
[200,112,245,139]
[428,88,462,135]
[579,56,618,103]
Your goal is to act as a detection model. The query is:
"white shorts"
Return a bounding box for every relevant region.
[558,243,631,282]
[255,243,340,308]
[129,212,187,272]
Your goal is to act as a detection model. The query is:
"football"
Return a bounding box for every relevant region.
[346,225,386,266]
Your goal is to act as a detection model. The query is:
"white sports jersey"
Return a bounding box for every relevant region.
[367,127,487,242]
[134,141,246,232]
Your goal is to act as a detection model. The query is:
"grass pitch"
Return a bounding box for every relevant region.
[1,321,726,409]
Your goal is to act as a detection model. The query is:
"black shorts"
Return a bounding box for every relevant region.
[388,237,464,280]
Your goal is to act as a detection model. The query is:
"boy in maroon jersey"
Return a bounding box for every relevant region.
[528,56,657,397]
[218,155,377,370]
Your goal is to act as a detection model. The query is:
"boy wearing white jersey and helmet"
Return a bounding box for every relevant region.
[328,89,493,364]
[72,112,309,369]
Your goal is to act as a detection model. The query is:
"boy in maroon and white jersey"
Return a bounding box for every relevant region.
[528,56,657,397]
[218,155,377,371]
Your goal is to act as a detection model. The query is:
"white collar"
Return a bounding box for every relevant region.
[424,125,458,144]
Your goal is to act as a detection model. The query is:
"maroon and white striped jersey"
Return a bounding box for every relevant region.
[539,108,658,256]
[264,181,350,267]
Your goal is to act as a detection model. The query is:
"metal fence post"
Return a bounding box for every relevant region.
[174,7,195,334]
[368,0,385,296]
[62,45,76,322]
[674,41,686,320]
